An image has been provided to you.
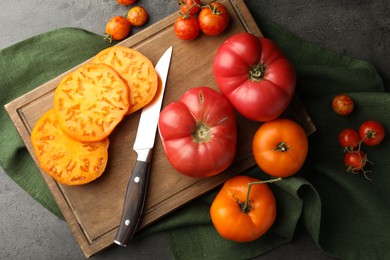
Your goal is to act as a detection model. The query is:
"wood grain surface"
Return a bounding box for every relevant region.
[5,0,315,257]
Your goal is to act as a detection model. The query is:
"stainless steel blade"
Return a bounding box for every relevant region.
[133,46,173,162]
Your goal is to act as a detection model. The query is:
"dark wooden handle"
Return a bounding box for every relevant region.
[114,160,150,247]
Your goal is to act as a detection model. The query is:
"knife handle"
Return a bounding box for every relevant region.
[114,160,150,247]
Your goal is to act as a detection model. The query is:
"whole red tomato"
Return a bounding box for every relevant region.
[359,120,385,146]
[338,128,360,150]
[210,175,277,242]
[332,94,354,116]
[344,150,367,172]
[174,15,200,40]
[158,87,237,178]
[104,16,131,42]
[178,0,201,15]
[198,2,230,36]
[127,6,148,26]
[252,118,308,177]
[213,32,296,121]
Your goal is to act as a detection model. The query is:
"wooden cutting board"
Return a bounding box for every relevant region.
[5,0,316,257]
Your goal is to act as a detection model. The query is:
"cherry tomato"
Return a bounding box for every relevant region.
[359,120,385,146]
[338,128,360,149]
[332,94,354,116]
[198,2,230,36]
[104,16,131,42]
[210,175,277,242]
[116,0,136,6]
[127,6,148,26]
[158,87,237,178]
[252,118,308,177]
[213,33,296,122]
[174,15,200,40]
[344,150,367,172]
[178,0,201,15]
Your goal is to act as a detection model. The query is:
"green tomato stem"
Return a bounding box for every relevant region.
[249,63,267,82]
[241,177,282,213]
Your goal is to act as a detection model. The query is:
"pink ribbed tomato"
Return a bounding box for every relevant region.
[158,86,237,178]
[213,32,296,122]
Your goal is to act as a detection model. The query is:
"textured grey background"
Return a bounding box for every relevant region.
[1,0,389,259]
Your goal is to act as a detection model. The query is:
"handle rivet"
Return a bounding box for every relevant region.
[134,176,140,183]
[125,219,131,226]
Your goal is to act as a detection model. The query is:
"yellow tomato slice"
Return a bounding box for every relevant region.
[92,46,158,115]
[31,109,109,185]
[54,63,129,142]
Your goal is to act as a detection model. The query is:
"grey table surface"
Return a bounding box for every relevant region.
[1,0,389,259]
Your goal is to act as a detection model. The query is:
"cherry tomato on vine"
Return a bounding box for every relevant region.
[210,175,277,242]
[178,0,201,15]
[332,94,354,116]
[104,16,131,42]
[359,120,385,146]
[174,15,200,40]
[127,6,148,26]
[344,150,367,172]
[198,2,230,36]
[252,118,308,178]
[338,128,360,149]
[116,0,136,6]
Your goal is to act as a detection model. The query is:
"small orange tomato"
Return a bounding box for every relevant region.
[332,94,354,116]
[252,118,308,178]
[210,175,277,242]
[116,0,136,6]
[198,2,230,36]
[127,6,148,26]
[105,16,131,42]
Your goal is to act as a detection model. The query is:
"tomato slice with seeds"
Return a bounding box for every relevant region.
[92,46,158,115]
[31,109,109,185]
[54,63,130,142]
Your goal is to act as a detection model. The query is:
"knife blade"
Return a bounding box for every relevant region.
[114,46,173,247]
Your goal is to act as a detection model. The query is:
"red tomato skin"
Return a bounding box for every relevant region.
[213,32,296,122]
[105,16,131,41]
[117,0,136,6]
[174,16,200,41]
[210,175,276,242]
[344,150,366,171]
[198,2,230,36]
[158,87,237,178]
[179,0,201,15]
[359,120,385,146]
[338,128,360,149]
[332,94,354,116]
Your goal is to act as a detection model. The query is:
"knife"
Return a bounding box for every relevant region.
[114,46,173,247]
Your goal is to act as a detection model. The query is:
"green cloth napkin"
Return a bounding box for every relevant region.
[1,18,389,260]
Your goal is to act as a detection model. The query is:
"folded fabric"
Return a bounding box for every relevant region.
[1,18,389,260]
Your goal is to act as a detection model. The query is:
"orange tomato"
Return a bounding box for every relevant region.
[127,6,148,26]
[54,63,130,142]
[91,46,158,115]
[210,175,277,242]
[117,0,136,6]
[31,109,109,185]
[105,16,131,42]
[252,118,308,177]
